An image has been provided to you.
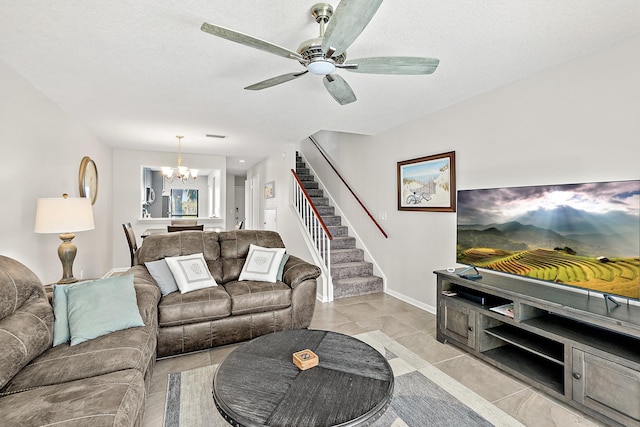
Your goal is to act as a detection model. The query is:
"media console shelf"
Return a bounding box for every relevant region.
[435,269,640,427]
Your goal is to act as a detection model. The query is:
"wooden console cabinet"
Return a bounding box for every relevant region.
[435,269,640,427]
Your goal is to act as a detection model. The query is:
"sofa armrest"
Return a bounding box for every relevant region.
[121,266,161,326]
[282,256,321,288]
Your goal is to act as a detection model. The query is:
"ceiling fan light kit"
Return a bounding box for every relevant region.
[307,60,336,75]
[200,0,439,105]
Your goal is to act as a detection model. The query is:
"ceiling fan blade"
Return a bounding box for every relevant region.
[201,22,304,61]
[321,0,383,57]
[344,57,440,75]
[323,74,357,105]
[244,71,308,91]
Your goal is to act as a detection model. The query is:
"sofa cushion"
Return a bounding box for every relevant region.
[238,244,286,283]
[158,286,231,327]
[52,284,71,346]
[219,230,285,283]
[52,276,148,346]
[3,319,156,393]
[224,280,291,315]
[136,231,223,283]
[166,253,218,293]
[0,256,54,390]
[64,275,145,346]
[0,369,145,427]
[145,258,179,295]
[277,254,289,281]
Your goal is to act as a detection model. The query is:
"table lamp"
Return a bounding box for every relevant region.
[34,193,95,284]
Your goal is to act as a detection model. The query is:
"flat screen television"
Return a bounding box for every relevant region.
[456,179,640,300]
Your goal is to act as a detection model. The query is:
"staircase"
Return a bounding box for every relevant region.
[296,154,383,299]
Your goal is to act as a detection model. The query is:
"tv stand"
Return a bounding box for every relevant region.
[435,269,640,427]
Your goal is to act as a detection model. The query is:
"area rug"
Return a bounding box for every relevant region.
[164,330,523,427]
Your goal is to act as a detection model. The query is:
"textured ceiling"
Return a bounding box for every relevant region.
[2,1,640,174]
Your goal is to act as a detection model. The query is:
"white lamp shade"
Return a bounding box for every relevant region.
[162,166,174,177]
[34,197,95,234]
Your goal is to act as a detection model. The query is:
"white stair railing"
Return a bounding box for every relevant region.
[291,169,332,296]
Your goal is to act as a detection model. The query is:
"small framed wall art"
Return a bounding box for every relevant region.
[397,151,456,212]
[264,181,275,199]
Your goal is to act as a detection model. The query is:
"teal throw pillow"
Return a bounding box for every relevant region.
[52,284,71,346]
[66,275,144,346]
[277,254,289,282]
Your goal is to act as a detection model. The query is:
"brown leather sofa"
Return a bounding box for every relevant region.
[0,230,320,426]
[128,230,321,357]
[0,254,159,426]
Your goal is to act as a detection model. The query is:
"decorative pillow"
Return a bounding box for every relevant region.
[165,253,217,293]
[65,275,145,346]
[145,259,179,295]
[277,254,289,282]
[52,284,71,346]
[239,244,286,283]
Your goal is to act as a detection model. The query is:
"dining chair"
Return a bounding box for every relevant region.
[167,225,204,232]
[170,219,198,226]
[122,222,138,267]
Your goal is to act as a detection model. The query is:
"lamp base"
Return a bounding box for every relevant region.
[57,233,79,284]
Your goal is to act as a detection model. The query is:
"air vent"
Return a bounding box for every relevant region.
[206,134,226,139]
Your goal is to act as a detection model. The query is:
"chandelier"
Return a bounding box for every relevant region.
[162,135,199,184]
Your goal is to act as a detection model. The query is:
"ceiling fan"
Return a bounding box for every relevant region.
[200,0,439,105]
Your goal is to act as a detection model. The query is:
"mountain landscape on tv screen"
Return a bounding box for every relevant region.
[456,181,640,299]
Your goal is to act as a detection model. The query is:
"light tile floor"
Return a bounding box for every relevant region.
[142,293,606,427]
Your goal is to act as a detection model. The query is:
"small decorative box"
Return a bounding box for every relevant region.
[293,349,319,370]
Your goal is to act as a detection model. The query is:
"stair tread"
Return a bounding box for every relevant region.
[332,261,372,267]
[330,248,363,253]
[334,275,383,284]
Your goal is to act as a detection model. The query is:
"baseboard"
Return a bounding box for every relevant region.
[384,288,436,315]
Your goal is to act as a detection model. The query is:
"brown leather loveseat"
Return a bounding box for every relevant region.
[127,229,321,357]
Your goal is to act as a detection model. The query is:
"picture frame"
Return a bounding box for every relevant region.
[264,181,275,199]
[397,151,456,212]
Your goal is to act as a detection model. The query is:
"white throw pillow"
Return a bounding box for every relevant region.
[239,244,286,283]
[165,253,217,293]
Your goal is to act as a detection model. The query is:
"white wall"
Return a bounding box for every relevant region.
[301,34,640,312]
[0,60,113,283]
[111,148,226,268]
[225,173,236,230]
[247,144,315,263]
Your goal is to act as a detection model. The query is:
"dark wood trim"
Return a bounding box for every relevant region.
[307,136,388,238]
